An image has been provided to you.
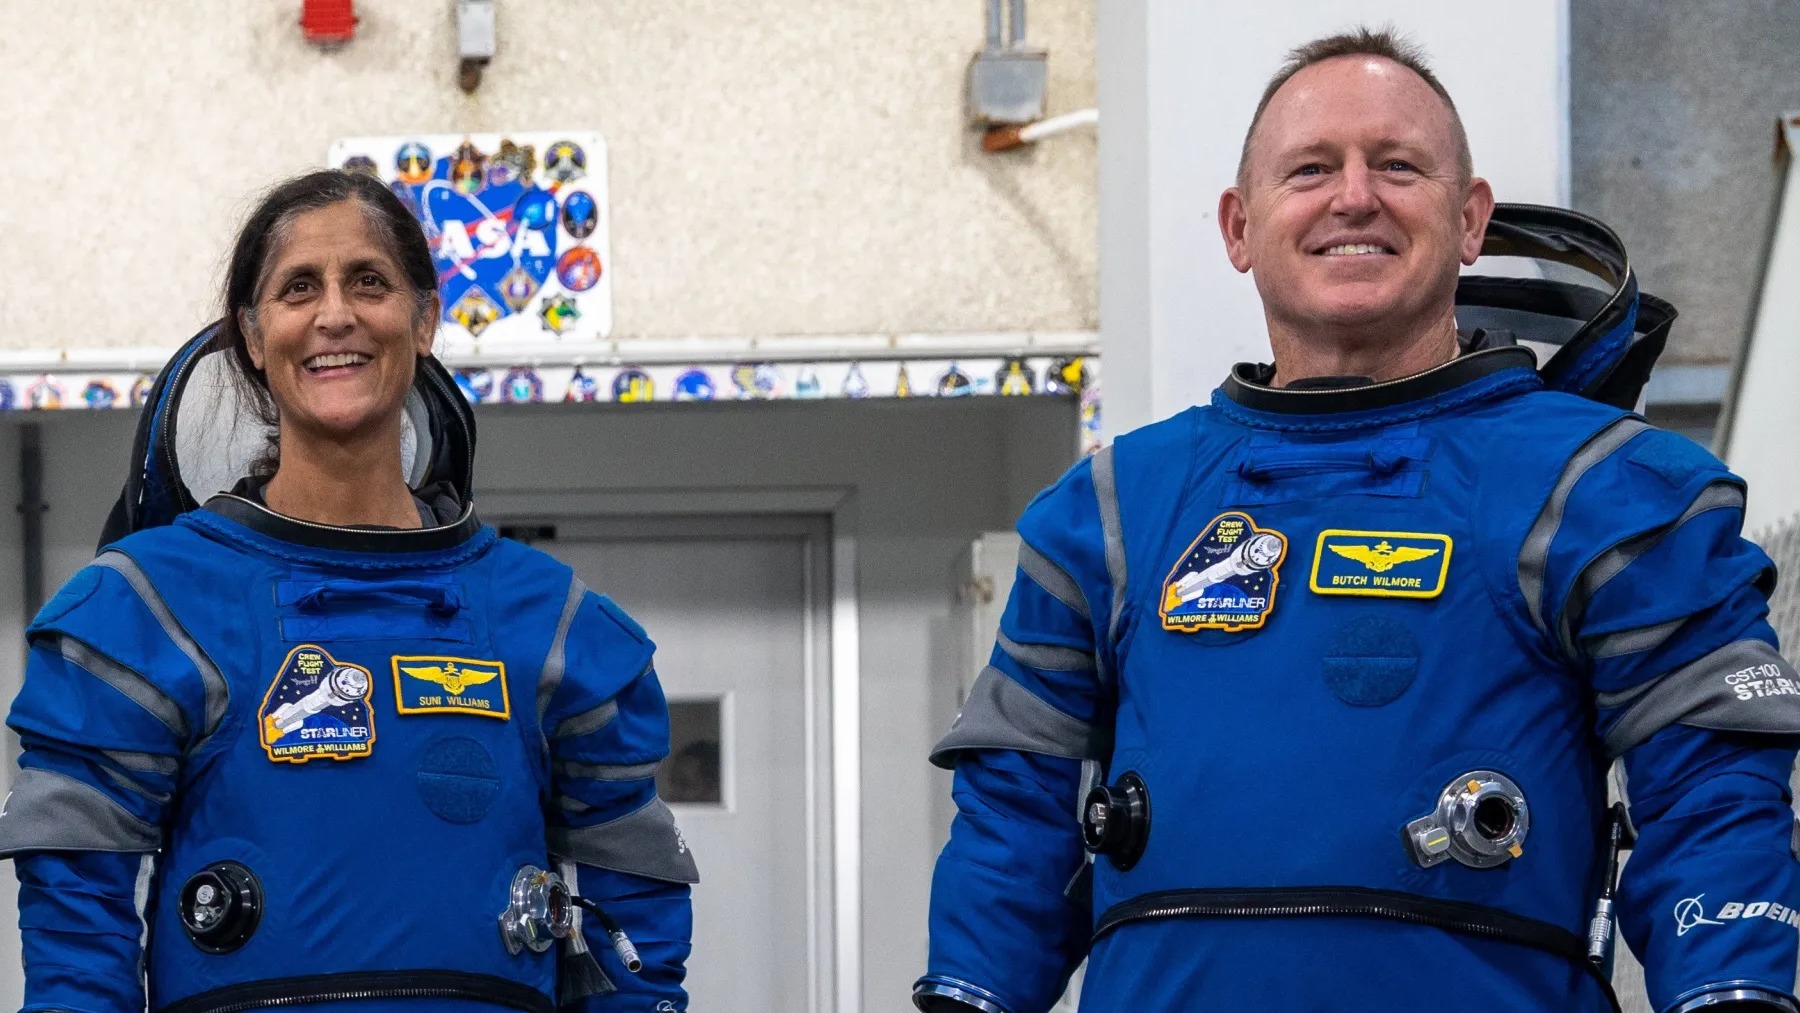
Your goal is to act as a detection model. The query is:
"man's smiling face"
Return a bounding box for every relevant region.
[1223,55,1489,338]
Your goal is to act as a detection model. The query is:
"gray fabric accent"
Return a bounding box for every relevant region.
[1016,541,1091,621]
[1588,617,1689,660]
[1598,639,1800,757]
[552,699,620,741]
[538,574,588,723]
[549,798,700,885]
[929,665,1101,769]
[1091,445,1128,649]
[1561,481,1746,656]
[996,631,1095,673]
[1518,417,1651,634]
[558,760,660,782]
[102,750,179,776]
[99,765,169,806]
[56,635,188,741]
[558,796,592,814]
[134,853,156,964]
[93,552,228,740]
[0,767,162,856]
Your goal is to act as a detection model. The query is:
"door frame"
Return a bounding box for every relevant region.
[481,485,861,1013]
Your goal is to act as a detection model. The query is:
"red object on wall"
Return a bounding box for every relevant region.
[300,0,357,47]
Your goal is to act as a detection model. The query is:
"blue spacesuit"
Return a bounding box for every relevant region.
[1,333,696,1013]
[917,207,1800,1013]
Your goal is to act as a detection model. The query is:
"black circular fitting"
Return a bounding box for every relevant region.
[180,861,264,954]
[1474,795,1518,842]
[1082,771,1151,870]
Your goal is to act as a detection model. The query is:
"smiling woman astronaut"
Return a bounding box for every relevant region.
[0,170,696,1013]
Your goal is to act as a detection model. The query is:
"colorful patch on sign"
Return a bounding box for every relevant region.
[565,367,600,402]
[501,367,542,403]
[82,380,117,409]
[392,655,511,720]
[259,646,376,763]
[1310,530,1453,598]
[842,362,870,398]
[674,368,716,401]
[1160,512,1289,632]
[997,358,1036,395]
[613,368,653,402]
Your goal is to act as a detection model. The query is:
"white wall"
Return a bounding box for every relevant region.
[2,0,1096,354]
[1100,1,1570,435]
[0,398,1078,1010]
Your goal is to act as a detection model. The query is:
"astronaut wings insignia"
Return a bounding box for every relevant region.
[393,655,512,720]
[401,663,499,696]
[1312,530,1454,599]
[1327,541,1440,573]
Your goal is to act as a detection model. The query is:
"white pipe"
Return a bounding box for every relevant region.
[986,0,1003,50]
[1008,0,1026,47]
[1021,108,1098,143]
[983,108,1099,152]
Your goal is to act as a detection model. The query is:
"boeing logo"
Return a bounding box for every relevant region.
[1674,895,1725,936]
[1674,894,1800,937]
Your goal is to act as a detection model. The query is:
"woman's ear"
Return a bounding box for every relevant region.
[414,296,440,359]
[239,309,265,370]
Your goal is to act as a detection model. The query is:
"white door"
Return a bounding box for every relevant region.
[507,515,831,1012]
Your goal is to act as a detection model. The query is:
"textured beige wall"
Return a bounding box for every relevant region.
[1,0,1096,351]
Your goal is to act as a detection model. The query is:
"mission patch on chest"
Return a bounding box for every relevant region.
[1309,530,1453,598]
[392,655,512,719]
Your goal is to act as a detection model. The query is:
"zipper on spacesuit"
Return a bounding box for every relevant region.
[154,970,554,1013]
[1093,885,1625,1013]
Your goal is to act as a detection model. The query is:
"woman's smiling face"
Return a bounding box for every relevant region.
[242,200,436,444]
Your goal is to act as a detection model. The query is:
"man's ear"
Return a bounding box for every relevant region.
[1219,187,1254,274]
[1459,177,1496,266]
[239,309,265,370]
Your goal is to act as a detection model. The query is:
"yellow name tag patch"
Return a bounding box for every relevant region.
[1309,530,1453,599]
[392,655,511,720]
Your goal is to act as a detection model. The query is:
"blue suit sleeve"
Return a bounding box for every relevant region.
[1534,426,1800,1010]
[543,592,696,1010]
[922,457,1117,1013]
[3,563,202,1012]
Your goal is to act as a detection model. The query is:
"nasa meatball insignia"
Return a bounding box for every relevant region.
[1160,512,1290,633]
[257,646,377,764]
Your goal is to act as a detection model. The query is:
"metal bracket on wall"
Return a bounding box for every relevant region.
[456,0,497,92]
[968,0,1046,126]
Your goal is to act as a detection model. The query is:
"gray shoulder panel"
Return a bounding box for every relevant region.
[0,767,162,857]
[93,551,228,742]
[929,665,1101,769]
[1016,541,1091,621]
[1598,639,1800,757]
[92,550,226,741]
[549,797,700,885]
[55,635,189,742]
[557,760,660,783]
[1518,417,1650,635]
[553,699,621,741]
[996,631,1095,673]
[1090,445,1128,648]
[1561,480,1745,656]
[537,573,589,724]
[1587,617,1688,660]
